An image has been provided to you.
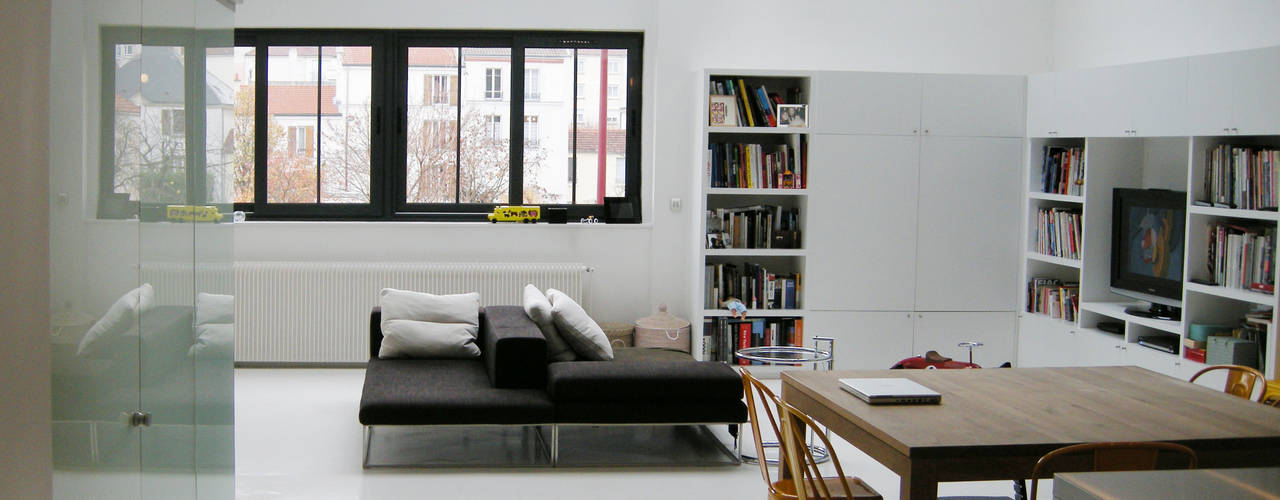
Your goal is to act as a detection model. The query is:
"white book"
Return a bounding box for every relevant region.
[838,378,942,405]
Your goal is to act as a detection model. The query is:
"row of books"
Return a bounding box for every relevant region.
[702,316,804,365]
[1040,146,1085,196]
[703,262,801,310]
[707,140,807,189]
[1026,277,1080,322]
[1202,145,1280,210]
[1035,207,1082,259]
[705,205,801,249]
[709,78,800,128]
[1206,222,1276,294]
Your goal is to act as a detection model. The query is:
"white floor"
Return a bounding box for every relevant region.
[235,368,1029,500]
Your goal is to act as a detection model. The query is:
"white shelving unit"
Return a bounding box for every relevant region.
[696,70,811,364]
[1020,47,1280,380]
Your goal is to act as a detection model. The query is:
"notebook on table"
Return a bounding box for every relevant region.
[838,377,942,405]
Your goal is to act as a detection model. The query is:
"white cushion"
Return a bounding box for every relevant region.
[77,283,155,357]
[522,284,576,362]
[188,323,234,359]
[378,289,480,359]
[547,288,613,361]
[195,292,233,326]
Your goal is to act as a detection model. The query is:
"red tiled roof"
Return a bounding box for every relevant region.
[267,85,339,116]
[115,93,140,113]
[571,128,626,154]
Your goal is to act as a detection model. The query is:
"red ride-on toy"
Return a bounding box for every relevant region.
[890,341,1009,369]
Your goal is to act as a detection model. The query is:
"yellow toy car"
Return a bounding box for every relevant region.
[488,206,541,223]
[165,205,223,222]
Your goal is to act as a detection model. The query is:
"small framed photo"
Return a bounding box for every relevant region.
[709,95,739,127]
[777,104,807,128]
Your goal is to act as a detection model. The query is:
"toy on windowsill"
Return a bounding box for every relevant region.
[721,297,747,319]
[488,206,541,223]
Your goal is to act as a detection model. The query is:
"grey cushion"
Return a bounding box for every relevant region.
[547,348,743,402]
[358,358,554,425]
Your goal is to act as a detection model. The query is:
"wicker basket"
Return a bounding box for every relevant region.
[634,304,691,352]
[599,322,634,349]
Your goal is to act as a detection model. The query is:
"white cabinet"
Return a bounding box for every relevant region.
[1018,315,1078,367]
[806,134,920,311]
[1188,46,1280,135]
[810,72,922,135]
[913,312,1016,368]
[921,74,1026,137]
[915,136,1022,311]
[1028,58,1187,137]
[807,311,915,370]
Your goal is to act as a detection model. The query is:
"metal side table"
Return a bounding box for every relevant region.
[735,336,834,465]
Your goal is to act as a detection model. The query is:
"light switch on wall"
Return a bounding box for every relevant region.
[669,198,682,211]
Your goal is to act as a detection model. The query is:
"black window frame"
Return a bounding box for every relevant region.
[98,26,231,219]
[230,29,643,223]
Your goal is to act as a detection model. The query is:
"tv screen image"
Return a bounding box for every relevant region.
[1124,206,1184,282]
[1111,188,1187,320]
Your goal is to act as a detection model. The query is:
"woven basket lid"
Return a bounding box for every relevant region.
[635,303,690,330]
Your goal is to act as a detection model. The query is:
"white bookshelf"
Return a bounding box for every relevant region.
[696,70,812,363]
[1020,47,1280,379]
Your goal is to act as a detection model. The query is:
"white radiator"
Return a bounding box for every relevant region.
[139,263,235,307]
[234,262,588,363]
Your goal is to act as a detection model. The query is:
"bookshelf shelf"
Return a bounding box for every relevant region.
[1185,282,1277,305]
[704,248,807,257]
[707,188,808,196]
[701,309,807,318]
[707,126,810,135]
[1025,252,1082,268]
[1079,301,1183,335]
[1028,192,1085,203]
[1188,205,1280,222]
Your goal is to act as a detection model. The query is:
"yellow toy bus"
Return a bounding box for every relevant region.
[165,205,223,222]
[488,206,541,223]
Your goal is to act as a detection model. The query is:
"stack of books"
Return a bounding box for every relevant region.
[1206,222,1276,294]
[1203,144,1280,210]
[1041,146,1085,195]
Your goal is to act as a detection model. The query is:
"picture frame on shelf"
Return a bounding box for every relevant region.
[708,94,738,127]
[777,104,807,128]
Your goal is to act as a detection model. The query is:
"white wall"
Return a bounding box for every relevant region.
[1049,0,1280,70]
[1,0,52,498]
[230,0,1055,326]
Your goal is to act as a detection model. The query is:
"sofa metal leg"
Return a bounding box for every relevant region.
[734,424,742,464]
[551,425,559,467]
[362,426,372,469]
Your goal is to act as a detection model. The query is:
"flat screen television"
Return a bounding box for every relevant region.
[1110,188,1186,320]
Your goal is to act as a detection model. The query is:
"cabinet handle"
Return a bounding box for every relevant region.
[913,129,918,134]
[1223,127,1231,132]
[924,129,930,134]
[1231,127,1239,133]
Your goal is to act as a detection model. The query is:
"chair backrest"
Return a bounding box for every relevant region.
[1028,441,1198,500]
[742,369,787,498]
[1189,364,1267,402]
[779,400,865,500]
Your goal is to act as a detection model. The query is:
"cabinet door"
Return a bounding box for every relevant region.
[806,311,914,370]
[806,134,920,311]
[1017,315,1077,367]
[810,72,922,135]
[1124,58,1188,137]
[1026,72,1058,137]
[1124,343,1178,377]
[1055,66,1128,137]
[913,311,1016,368]
[1075,330,1124,367]
[915,136,1021,311]
[1187,50,1239,135]
[921,74,1026,137]
[1231,47,1280,135]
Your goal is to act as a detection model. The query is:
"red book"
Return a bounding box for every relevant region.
[793,318,804,347]
[738,322,751,366]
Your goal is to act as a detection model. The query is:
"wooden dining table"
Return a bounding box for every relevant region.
[780,366,1280,500]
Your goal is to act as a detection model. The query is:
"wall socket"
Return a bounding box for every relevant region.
[669,198,682,211]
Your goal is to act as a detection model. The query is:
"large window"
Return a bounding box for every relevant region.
[222,30,642,221]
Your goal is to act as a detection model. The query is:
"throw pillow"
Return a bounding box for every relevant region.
[546,288,613,361]
[77,283,155,357]
[190,292,234,359]
[522,284,577,362]
[378,289,480,359]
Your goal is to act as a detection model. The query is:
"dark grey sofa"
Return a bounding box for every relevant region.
[357,305,746,466]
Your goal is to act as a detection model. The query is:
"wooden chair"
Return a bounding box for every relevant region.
[742,369,881,500]
[1028,441,1198,500]
[777,399,881,500]
[1189,364,1267,402]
